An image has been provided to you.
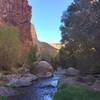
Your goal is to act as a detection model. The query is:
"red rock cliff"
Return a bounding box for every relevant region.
[0,0,32,55]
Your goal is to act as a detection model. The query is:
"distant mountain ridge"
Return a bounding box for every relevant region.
[50,43,62,50]
[31,25,58,59]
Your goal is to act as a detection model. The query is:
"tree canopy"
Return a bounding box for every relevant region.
[59,0,100,73]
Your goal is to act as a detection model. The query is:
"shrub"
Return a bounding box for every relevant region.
[0,96,7,100]
[50,53,61,70]
[53,85,100,100]
[26,45,38,73]
[27,45,37,66]
[58,47,77,68]
[0,25,21,71]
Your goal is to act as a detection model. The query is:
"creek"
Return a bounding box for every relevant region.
[8,74,60,100]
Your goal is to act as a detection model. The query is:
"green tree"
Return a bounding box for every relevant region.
[59,0,100,73]
[0,25,21,71]
[27,45,37,66]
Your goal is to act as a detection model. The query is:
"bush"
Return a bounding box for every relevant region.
[0,25,21,71]
[58,47,77,68]
[27,45,37,66]
[50,53,61,70]
[0,96,7,100]
[53,85,100,100]
[26,45,38,73]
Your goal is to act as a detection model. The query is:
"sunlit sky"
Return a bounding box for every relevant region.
[29,0,73,43]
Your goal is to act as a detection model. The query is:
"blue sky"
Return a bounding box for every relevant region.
[29,0,73,43]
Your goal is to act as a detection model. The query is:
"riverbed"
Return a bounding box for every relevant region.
[8,74,60,100]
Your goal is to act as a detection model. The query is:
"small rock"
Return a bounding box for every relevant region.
[66,67,80,76]
[55,68,67,75]
[91,80,100,91]
[77,75,96,85]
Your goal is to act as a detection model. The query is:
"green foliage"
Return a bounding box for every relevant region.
[59,0,100,73]
[0,25,21,71]
[53,85,100,100]
[49,54,60,70]
[27,46,37,64]
[0,96,7,100]
[58,47,77,68]
[0,84,16,88]
[26,45,38,74]
[27,45,37,66]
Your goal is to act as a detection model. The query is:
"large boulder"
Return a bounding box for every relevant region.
[34,61,54,78]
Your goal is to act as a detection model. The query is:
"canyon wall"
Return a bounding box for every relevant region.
[0,0,32,55]
[0,0,58,61]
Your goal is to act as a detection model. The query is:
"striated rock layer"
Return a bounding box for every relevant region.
[0,0,32,55]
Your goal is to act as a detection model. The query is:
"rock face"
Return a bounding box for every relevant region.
[0,0,32,55]
[34,61,54,78]
[31,24,38,45]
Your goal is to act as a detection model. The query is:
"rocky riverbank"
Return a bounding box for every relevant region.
[0,61,54,96]
[58,67,100,91]
[3,73,60,100]
[0,73,38,96]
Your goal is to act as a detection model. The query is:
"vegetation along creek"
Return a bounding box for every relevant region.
[1,0,100,100]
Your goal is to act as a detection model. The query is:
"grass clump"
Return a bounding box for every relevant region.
[53,85,100,100]
[0,82,16,88]
[0,96,7,100]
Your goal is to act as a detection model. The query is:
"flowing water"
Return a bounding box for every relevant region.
[8,74,60,100]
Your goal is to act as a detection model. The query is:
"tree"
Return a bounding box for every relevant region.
[27,45,37,65]
[59,0,100,73]
[0,25,21,71]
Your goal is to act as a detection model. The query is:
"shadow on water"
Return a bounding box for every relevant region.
[8,74,60,100]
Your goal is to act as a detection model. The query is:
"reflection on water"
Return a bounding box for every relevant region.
[8,74,59,100]
[44,95,51,100]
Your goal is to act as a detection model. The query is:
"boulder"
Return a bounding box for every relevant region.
[55,68,67,75]
[7,73,38,87]
[8,78,32,87]
[58,76,78,88]
[91,80,100,91]
[77,75,96,85]
[34,61,54,78]
[66,67,80,76]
